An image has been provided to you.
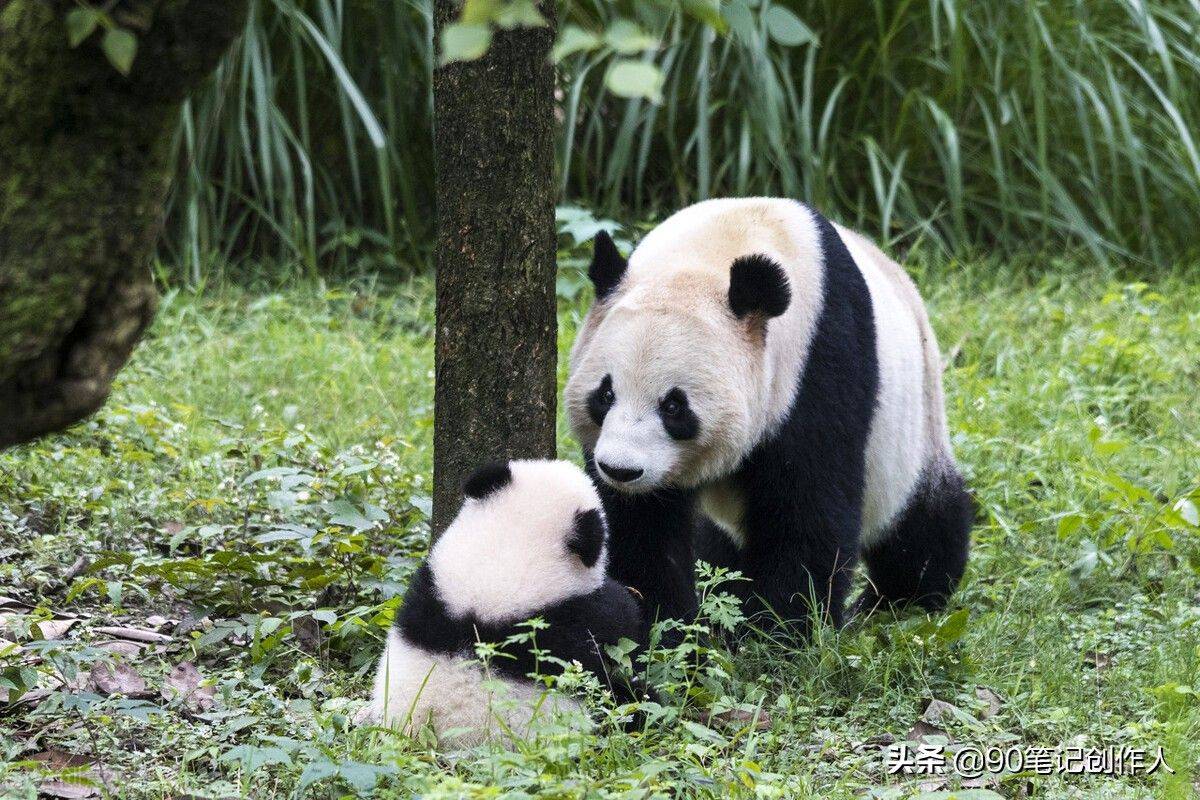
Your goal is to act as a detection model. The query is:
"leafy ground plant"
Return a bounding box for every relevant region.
[1,259,1198,798]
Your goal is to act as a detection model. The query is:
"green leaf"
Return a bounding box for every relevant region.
[440,23,492,65]
[327,499,375,531]
[101,28,137,75]
[681,0,729,33]
[495,0,546,29]
[935,608,970,643]
[337,762,391,793]
[765,7,816,47]
[553,25,602,62]
[605,19,658,55]
[296,761,339,793]
[1056,513,1084,539]
[221,745,293,772]
[65,8,101,48]
[605,60,664,103]
[723,0,756,42]
[194,625,235,649]
[459,0,500,25]
[243,466,302,484]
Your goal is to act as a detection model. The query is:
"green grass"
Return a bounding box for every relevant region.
[2,261,1199,798]
[159,0,1200,281]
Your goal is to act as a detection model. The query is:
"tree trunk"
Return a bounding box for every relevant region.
[0,0,248,448]
[431,4,558,536]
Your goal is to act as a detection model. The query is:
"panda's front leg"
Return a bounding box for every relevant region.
[584,453,699,629]
[738,480,861,634]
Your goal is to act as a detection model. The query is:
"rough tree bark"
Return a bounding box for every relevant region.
[0,0,248,448]
[431,3,558,536]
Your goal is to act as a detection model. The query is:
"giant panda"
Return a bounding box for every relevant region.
[360,459,647,745]
[564,198,972,632]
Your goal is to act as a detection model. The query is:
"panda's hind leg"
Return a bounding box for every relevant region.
[853,464,973,616]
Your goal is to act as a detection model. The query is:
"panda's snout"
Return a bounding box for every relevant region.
[596,461,644,484]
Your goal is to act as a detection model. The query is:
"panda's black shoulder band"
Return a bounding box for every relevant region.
[463,460,512,500]
[729,254,791,319]
[589,230,628,301]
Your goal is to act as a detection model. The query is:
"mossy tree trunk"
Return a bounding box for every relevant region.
[0,0,248,448]
[430,3,558,536]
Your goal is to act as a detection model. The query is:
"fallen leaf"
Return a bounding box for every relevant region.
[174,612,210,636]
[38,779,100,799]
[162,662,215,711]
[63,556,90,582]
[1,687,49,706]
[0,594,27,609]
[55,670,91,693]
[96,640,145,658]
[30,749,92,770]
[975,686,1003,719]
[700,708,772,730]
[292,614,322,655]
[90,661,152,698]
[144,615,173,630]
[921,698,961,726]
[37,619,78,640]
[93,626,171,644]
[905,719,949,741]
[37,766,114,800]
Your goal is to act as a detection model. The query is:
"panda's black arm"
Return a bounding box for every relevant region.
[584,453,699,630]
[541,580,655,705]
[488,581,654,704]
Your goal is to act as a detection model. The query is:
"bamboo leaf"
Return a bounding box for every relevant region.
[765,7,815,47]
[553,25,602,63]
[440,23,492,65]
[605,60,664,103]
[65,8,101,48]
[101,28,137,75]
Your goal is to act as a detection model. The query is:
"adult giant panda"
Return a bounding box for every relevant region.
[564,198,972,631]
[360,459,647,745]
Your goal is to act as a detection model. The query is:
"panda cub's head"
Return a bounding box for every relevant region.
[428,459,609,625]
[565,229,792,494]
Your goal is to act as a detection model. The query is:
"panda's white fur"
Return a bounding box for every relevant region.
[566,198,952,544]
[361,460,608,746]
[430,459,608,623]
[835,224,953,543]
[366,628,585,747]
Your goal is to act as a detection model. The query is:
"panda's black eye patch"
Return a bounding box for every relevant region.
[586,374,615,427]
[659,388,699,440]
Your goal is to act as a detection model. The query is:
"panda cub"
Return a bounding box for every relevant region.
[361,459,646,745]
[565,198,973,632]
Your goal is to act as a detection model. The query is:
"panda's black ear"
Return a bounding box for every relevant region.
[463,461,512,500]
[728,254,791,320]
[568,508,605,568]
[589,230,627,301]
